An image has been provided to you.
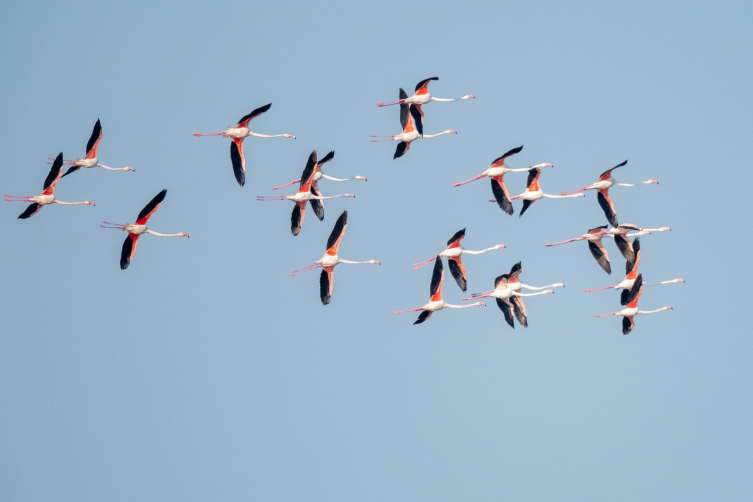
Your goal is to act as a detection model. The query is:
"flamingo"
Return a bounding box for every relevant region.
[560,161,658,227]
[288,211,380,305]
[270,150,367,196]
[498,167,584,216]
[593,275,673,334]
[5,153,95,219]
[462,271,554,328]
[412,228,506,292]
[376,76,474,107]
[100,189,188,270]
[256,151,355,236]
[545,224,671,274]
[453,145,552,215]
[193,103,296,186]
[393,258,485,324]
[583,238,684,303]
[52,119,135,177]
[371,92,456,159]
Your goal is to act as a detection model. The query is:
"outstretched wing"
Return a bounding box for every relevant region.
[136,189,167,225]
[86,119,103,159]
[317,150,335,167]
[625,237,640,275]
[394,141,410,159]
[599,160,628,181]
[490,145,523,167]
[320,266,335,305]
[491,177,514,215]
[625,274,643,307]
[519,199,534,217]
[508,262,522,282]
[620,288,631,306]
[429,258,444,302]
[597,189,618,227]
[236,103,271,128]
[326,210,347,255]
[494,273,510,290]
[447,256,467,292]
[588,240,611,274]
[18,203,42,219]
[496,298,515,328]
[510,295,528,327]
[414,310,433,325]
[409,104,423,136]
[622,316,635,335]
[446,228,465,248]
[43,153,64,195]
[309,186,324,221]
[614,234,635,267]
[298,150,317,192]
[291,201,306,236]
[399,89,409,129]
[414,76,438,94]
[230,139,246,186]
[526,167,541,189]
[120,234,139,270]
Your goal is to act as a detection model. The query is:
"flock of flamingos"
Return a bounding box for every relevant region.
[5,76,683,333]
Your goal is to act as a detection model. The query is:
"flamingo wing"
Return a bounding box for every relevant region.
[625,237,640,276]
[597,189,618,227]
[490,145,523,167]
[520,199,535,217]
[599,160,628,181]
[414,76,438,94]
[394,141,410,159]
[399,89,409,129]
[613,234,635,264]
[309,185,324,221]
[510,295,528,327]
[291,201,306,236]
[620,289,631,306]
[18,203,42,219]
[494,273,510,289]
[230,139,246,186]
[429,258,444,302]
[495,298,515,328]
[326,211,347,255]
[135,189,167,225]
[317,150,335,167]
[446,228,465,248]
[447,256,467,292]
[414,310,433,325]
[409,104,423,136]
[526,167,541,189]
[508,262,522,282]
[625,274,643,307]
[120,233,139,270]
[85,119,103,159]
[236,103,271,128]
[491,177,514,215]
[622,316,635,335]
[320,266,335,305]
[298,150,317,193]
[42,153,64,195]
[587,225,609,234]
[588,240,611,274]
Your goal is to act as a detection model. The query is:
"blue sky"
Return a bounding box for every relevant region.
[1,0,752,500]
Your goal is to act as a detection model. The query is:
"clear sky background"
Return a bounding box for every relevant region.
[1,0,751,500]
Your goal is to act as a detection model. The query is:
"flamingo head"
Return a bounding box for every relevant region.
[125,166,135,172]
[661,226,671,231]
[286,134,296,139]
[649,179,659,184]
[553,283,565,288]
[462,95,476,100]
[544,289,555,294]
[85,201,95,206]
[448,130,458,134]
[371,260,381,265]
[355,176,367,181]
[494,244,506,249]
[344,193,355,198]
[674,279,685,283]
[180,233,190,238]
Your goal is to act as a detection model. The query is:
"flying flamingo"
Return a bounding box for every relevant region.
[5,153,95,219]
[412,228,506,292]
[256,151,354,236]
[270,150,367,204]
[593,275,673,334]
[463,271,554,328]
[393,258,485,324]
[193,103,296,186]
[100,189,188,270]
[288,211,380,305]
[497,167,584,216]
[502,262,565,296]
[376,77,475,107]
[53,119,134,176]
[559,161,658,227]
[545,224,671,274]
[371,92,456,159]
[453,145,552,215]
[583,238,684,304]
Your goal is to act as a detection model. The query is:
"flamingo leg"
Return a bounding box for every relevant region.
[289,263,321,276]
[392,307,423,314]
[271,179,300,190]
[453,174,484,187]
[583,286,616,292]
[412,256,438,269]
